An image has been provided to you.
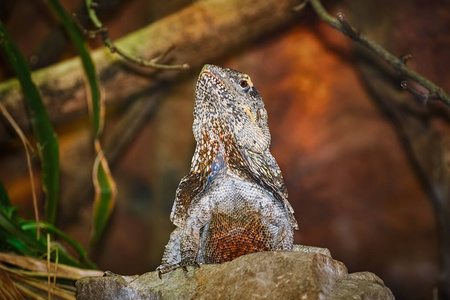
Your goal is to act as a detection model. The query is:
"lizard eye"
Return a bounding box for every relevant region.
[239,79,250,92]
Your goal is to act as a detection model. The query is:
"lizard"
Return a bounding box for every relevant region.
[157,64,298,275]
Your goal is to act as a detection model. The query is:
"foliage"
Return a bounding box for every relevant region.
[0,21,60,225]
[47,0,117,249]
[0,181,95,269]
[0,1,115,297]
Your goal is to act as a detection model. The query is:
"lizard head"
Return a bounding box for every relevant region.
[193,64,271,153]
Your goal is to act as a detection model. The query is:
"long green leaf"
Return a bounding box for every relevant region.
[46,0,102,137]
[0,182,93,268]
[5,238,36,257]
[46,0,116,247]
[90,150,116,247]
[21,222,96,269]
[0,210,45,253]
[0,22,60,225]
[0,210,83,268]
[89,153,116,248]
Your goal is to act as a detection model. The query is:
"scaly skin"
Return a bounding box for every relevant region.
[157,65,298,275]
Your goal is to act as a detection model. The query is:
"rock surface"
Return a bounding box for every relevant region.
[76,246,395,300]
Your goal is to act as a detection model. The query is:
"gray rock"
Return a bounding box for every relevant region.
[76,246,395,300]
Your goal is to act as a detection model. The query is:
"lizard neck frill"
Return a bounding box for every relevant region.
[171,119,254,226]
[193,119,253,183]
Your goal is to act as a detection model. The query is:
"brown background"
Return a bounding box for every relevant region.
[1,1,449,299]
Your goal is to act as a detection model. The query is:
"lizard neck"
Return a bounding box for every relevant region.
[191,118,249,181]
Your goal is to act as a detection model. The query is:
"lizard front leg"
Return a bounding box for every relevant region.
[179,196,213,269]
[179,222,201,269]
[156,228,182,277]
[156,221,205,277]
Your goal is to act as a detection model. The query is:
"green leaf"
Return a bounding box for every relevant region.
[0,181,19,220]
[21,222,97,269]
[46,0,102,137]
[0,22,60,225]
[85,0,103,28]
[0,210,46,253]
[46,0,117,247]
[0,180,11,209]
[0,209,83,267]
[90,154,116,246]
[6,237,37,256]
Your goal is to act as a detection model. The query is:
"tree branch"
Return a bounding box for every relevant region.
[307,0,450,107]
[0,0,302,143]
[73,14,189,70]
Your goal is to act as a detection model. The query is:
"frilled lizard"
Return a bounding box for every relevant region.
[157,64,298,275]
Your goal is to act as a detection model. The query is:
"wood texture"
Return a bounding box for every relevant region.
[0,0,299,142]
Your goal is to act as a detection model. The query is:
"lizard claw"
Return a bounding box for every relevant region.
[156,264,181,279]
[180,259,200,272]
[156,261,200,279]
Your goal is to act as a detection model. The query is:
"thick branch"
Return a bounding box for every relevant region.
[307,0,450,107]
[0,0,300,143]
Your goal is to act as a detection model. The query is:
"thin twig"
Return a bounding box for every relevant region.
[102,35,189,70]
[292,1,307,12]
[72,13,189,70]
[401,81,440,105]
[307,0,450,107]
[399,54,413,64]
[336,13,359,40]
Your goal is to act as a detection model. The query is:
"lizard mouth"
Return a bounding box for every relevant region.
[200,70,228,92]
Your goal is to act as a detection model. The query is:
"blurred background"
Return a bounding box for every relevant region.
[1,0,449,299]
